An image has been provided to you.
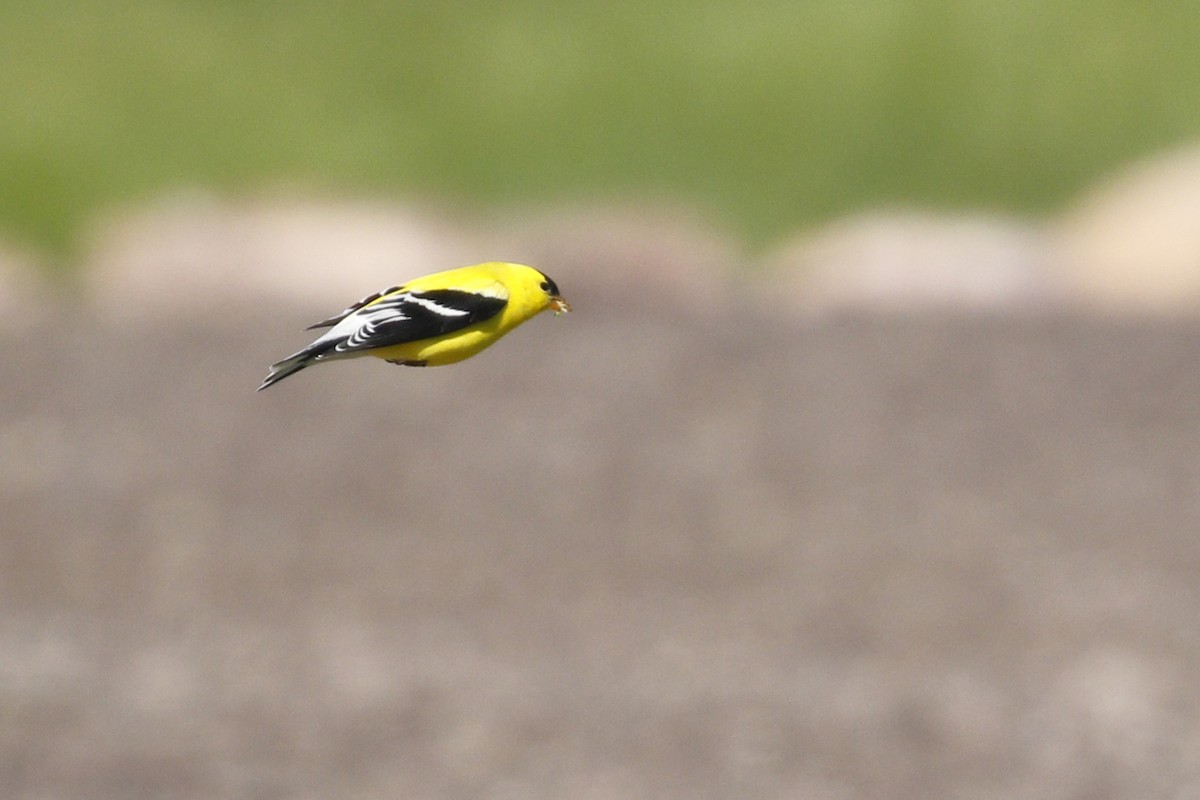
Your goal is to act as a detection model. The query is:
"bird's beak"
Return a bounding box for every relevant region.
[549,295,571,315]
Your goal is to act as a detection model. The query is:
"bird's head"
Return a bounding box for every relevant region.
[538,272,571,315]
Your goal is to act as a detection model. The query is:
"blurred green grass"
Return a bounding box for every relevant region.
[3,0,1200,261]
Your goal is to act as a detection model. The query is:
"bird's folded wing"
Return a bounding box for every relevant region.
[325,288,509,354]
[306,285,403,330]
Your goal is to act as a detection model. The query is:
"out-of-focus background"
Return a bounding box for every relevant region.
[5,3,1200,798]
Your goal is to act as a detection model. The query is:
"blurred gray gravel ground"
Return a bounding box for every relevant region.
[4,304,1200,799]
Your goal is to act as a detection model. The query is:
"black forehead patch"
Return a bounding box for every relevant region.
[538,271,561,296]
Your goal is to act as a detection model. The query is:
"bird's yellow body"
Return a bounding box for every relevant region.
[365,264,560,365]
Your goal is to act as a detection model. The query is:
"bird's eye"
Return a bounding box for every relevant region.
[537,272,562,297]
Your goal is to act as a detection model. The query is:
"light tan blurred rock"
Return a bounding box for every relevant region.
[759,211,1056,314]
[488,204,742,311]
[82,195,741,321]
[1053,145,1200,312]
[82,193,486,321]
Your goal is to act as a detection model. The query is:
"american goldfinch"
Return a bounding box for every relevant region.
[257,262,569,391]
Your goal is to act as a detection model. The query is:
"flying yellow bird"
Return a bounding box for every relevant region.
[257,262,569,391]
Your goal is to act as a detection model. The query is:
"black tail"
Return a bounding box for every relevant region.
[257,335,347,391]
[256,352,312,391]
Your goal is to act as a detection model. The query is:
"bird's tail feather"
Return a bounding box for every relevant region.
[258,331,348,391]
[257,352,312,391]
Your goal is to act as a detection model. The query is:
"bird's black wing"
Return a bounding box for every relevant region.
[326,288,508,355]
[305,285,403,330]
